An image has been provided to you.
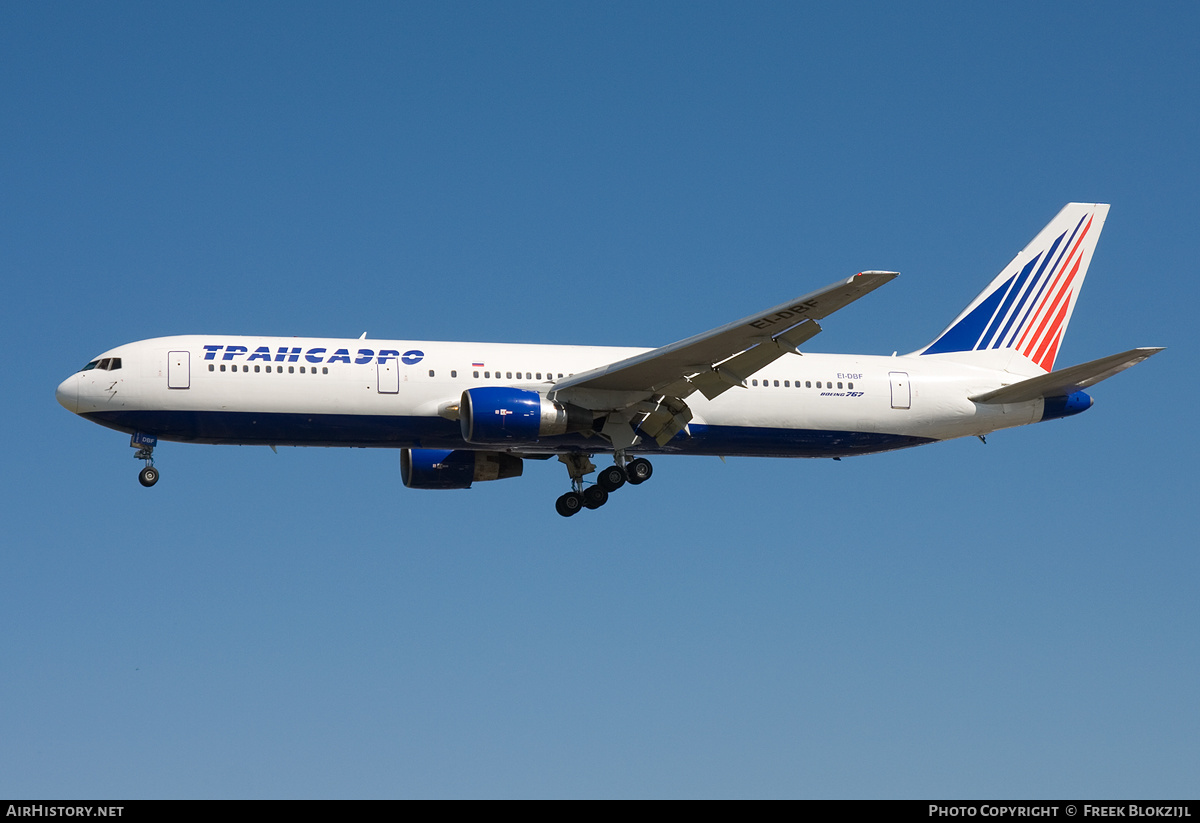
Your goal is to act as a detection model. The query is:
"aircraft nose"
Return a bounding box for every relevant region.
[56,375,79,413]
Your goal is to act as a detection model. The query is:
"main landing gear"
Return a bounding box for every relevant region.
[554,453,653,517]
[131,432,160,487]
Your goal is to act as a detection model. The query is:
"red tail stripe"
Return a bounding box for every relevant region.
[1037,252,1085,365]
[1032,298,1071,369]
[1037,326,1065,372]
[1022,251,1083,363]
[1016,214,1093,352]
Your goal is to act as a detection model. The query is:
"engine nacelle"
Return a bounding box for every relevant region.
[400,448,523,490]
[459,387,592,445]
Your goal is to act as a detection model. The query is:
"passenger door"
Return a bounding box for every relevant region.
[377,357,399,394]
[889,371,910,409]
[167,351,190,389]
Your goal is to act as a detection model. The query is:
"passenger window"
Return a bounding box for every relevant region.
[805,381,811,388]
[837,382,843,389]
[752,379,758,386]
[848,382,854,389]
[774,380,779,387]
[254,365,260,373]
[506,372,512,379]
[266,366,271,373]
[784,380,790,387]
[220,365,226,372]
[474,371,480,378]
[484,371,490,378]
[323,367,328,374]
[451,370,457,378]
[289,366,295,374]
[429,370,435,377]
[300,366,306,373]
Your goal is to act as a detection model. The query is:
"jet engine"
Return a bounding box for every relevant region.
[400,448,523,490]
[459,387,592,445]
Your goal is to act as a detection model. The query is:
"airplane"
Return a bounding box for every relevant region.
[56,203,1161,517]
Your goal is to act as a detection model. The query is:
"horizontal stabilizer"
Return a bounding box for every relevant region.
[969,347,1164,404]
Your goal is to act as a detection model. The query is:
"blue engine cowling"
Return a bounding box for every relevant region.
[1041,391,1093,421]
[460,387,592,445]
[400,448,523,489]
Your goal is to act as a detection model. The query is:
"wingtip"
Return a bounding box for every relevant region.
[850,270,900,289]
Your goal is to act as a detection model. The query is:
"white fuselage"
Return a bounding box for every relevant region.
[56,334,1055,459]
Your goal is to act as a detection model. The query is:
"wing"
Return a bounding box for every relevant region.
[551,271,897,446]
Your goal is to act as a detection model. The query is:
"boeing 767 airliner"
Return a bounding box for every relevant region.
[57,203,1161,516]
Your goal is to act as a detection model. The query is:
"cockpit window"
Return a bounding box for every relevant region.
[80,357,122,372]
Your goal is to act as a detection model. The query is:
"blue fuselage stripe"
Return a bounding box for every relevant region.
[82,410,936,459]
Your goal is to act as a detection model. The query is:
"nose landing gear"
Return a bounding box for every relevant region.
[131,432,159,487]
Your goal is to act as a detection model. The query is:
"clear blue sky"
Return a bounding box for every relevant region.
[2,2,1196,798]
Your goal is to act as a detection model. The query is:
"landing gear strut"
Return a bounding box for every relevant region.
[132,432,159,487]
[554,452,653,517]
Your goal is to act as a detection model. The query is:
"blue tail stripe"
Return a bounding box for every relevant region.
[922,276,1014,355]
[990,230,1066,348]
[982,252,1043,349]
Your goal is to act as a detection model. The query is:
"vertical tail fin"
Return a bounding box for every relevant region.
[917,203,1109,373]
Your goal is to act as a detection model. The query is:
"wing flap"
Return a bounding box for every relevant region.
[970,347,1164,404]
[690,318,823,400]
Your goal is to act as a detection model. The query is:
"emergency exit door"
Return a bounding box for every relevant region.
[167,351,190,389]
[889,371,910,409]
[377,357,399,394]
